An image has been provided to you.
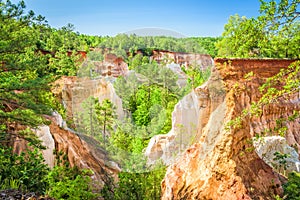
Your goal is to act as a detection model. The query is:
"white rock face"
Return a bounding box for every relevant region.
[34,126,55,168]
[145,90,200,165]
[166,63,187,88]
[253,136,300,173]
[52,111,67,129]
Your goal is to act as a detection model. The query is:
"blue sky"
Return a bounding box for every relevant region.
[18,0,261,37]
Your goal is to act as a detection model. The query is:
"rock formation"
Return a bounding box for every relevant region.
[52,76,125,125]
[151,50,213,70]
[79,52,128,78]
[33,126,55,168]
[145,90,200,165]
[12,113,120,188]
[161,59,299,199]
[91,53,128,77]
[253,136,300,174]
[48,117,120,187]
[166,63,188,88]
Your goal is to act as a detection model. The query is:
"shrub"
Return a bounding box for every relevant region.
[283,171,300,200]
[0,146,50,193]
[46,166,98,200]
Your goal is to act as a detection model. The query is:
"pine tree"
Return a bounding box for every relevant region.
[0,0,54,147]
[95,99,116,146]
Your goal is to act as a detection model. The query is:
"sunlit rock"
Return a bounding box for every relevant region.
[253,136,300,174]
[145,89,200,165]
[162,59,299,200]
[33,125,55,168]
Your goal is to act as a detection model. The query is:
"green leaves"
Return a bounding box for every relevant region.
[95,99,116,143]
[182,64,211,90]
[227,61,300,135]
[46,166,97,200]
[102,166,166,200]
[216,14,266,58]
[283,171,300,200]
[0,0,59,146]
[0,146,50,193]
[75,97,117,147]
[217,1,300,58]
[98,34,209,56]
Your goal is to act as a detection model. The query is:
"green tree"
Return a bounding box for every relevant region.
[114,74,139,112]
[128,53,150,70]
[95,99,117,145]
[76,96,100,136]
[101,165,166,200]
[283,171,300,200]
[0,1,101,198]
[87,50,104,61]
[46,166,97,200]
[48,50,80,76]
[77,97,117,145]
[196,37,221,58]
[216,14,265,57]
[182,64,211,89]
[0,0,57,146]
[216,0,300,58]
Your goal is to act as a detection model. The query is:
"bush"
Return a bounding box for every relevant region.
[46,166,98,200]
[101,166,166,200]
[0,146,50,194]
[283,171,300,200]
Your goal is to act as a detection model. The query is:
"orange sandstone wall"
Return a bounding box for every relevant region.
[161,59,299,200]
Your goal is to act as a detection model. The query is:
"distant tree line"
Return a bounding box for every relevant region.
[96,34,220,58]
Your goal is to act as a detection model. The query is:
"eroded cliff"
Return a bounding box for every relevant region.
[48,117,120,187]
[151,50,213,70]
[11,115,120,189]
[52,76,125,126]
[161,59,299,200]
[145,90,200,165]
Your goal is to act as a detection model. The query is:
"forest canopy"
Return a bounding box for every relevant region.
[216,0,300,58]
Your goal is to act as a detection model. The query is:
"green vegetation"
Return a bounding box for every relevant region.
[218,1,300,199]
[0,0,53,147]
[99,34,207,54]
[75,97,116,144]
[0,0,96,198]
[113,61,210,144]
[283,172,300,200]
[1,0,299,199]
[101,165,166,200]
[0,146,49,193]
[73,58,209,199]
[0,145,96,199]
[182,63,211,89]
[216,0,300,58]
[98,58,209,199]
[93,34,220,58]
[46,166,97,200]
[0,0,215,199]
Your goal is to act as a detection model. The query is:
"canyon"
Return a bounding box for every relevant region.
[11,52,300,199]
[43,51,214,189]
[50,57,299,199]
